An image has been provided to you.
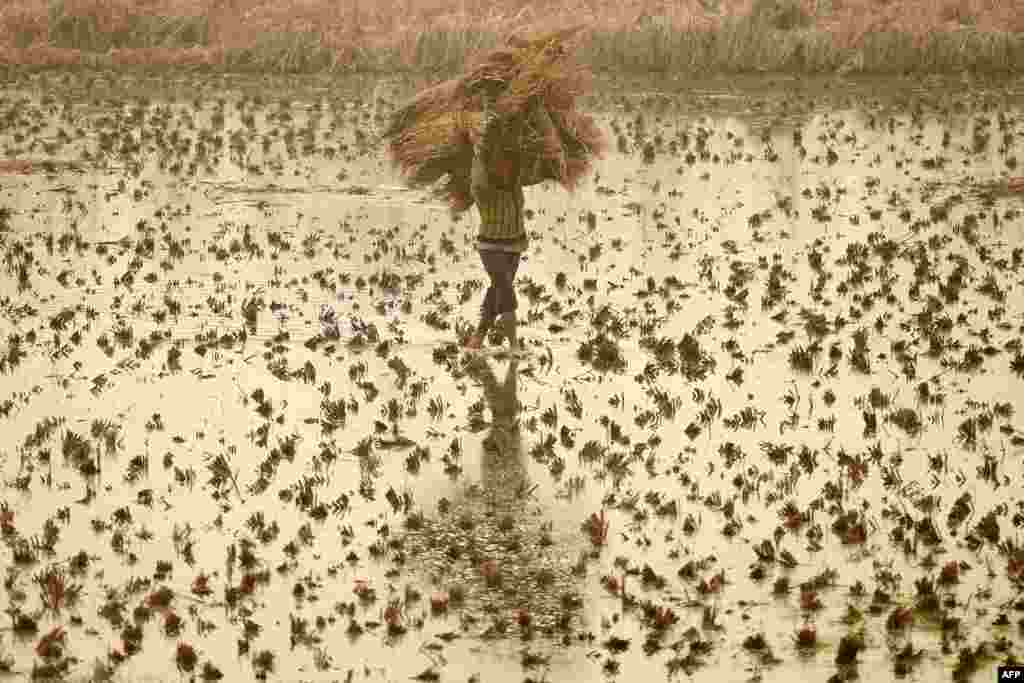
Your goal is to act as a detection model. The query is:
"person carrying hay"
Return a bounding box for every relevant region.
[382,27,605,352]
[463,79,552,353]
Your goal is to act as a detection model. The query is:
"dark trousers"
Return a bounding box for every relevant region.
[478,249,520,332]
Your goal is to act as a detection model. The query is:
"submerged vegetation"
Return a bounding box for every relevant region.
[0,0,1020,74]
[0,66,1023,681]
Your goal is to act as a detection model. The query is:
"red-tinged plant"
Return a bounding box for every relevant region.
[145,586,174,609]
[513,608,531,627]
[430,592,449,612]
[698,574,722,595]
[353,578,370,596]
[847,460,867,485]
[653,606,676,629]
[35,567,80,613]
[176,642,198,672]
[800,589,822,610]
[887,606,914,630]
[42,572,67,611]
[164,611,182,636]
[602,575,621,594]
[939,560,960,584]
[239,573,257,595]
[794,623,817,647]
[783,511,802,530]
[480,560,500,585]
[192,573,212,596]
[383,603,402,626]
[586,509,609,546]
[0,504,14,534]
[0,159,33,175]
[843,522,867,545]
[35,626,65,658]
[1008,555,1024,581]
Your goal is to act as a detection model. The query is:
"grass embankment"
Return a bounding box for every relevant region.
[0,0,1021,75]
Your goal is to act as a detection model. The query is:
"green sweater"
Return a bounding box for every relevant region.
[471,94,529,253]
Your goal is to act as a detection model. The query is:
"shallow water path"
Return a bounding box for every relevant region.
[1,70,1024,682]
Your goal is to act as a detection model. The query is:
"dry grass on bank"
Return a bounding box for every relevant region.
[0,0,1020,74]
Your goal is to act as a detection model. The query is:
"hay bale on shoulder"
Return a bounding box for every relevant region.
[383,26,605,214]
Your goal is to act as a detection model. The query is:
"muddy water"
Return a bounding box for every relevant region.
[1,70,1024,682]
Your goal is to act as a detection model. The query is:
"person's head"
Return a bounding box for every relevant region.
[474,78,507,100]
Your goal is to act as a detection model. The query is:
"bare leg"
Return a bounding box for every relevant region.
[477,285,498,337]
[476,250,519,345]
[468,252,499,349]
[491,252,521,348]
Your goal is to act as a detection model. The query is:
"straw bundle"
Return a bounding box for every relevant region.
[383,26,606,214]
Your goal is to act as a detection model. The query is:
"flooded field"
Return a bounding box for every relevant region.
[2,69,1024,682]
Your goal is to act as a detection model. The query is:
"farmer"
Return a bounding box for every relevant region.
[463,80,551,353]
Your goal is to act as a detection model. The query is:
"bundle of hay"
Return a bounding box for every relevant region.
[383,26,606,214]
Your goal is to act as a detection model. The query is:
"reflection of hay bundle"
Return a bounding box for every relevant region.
[384,26,606,213]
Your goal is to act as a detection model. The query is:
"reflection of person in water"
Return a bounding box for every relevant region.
[466,357,527,501]
[462,356,586,638]
[407,356,582,638]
